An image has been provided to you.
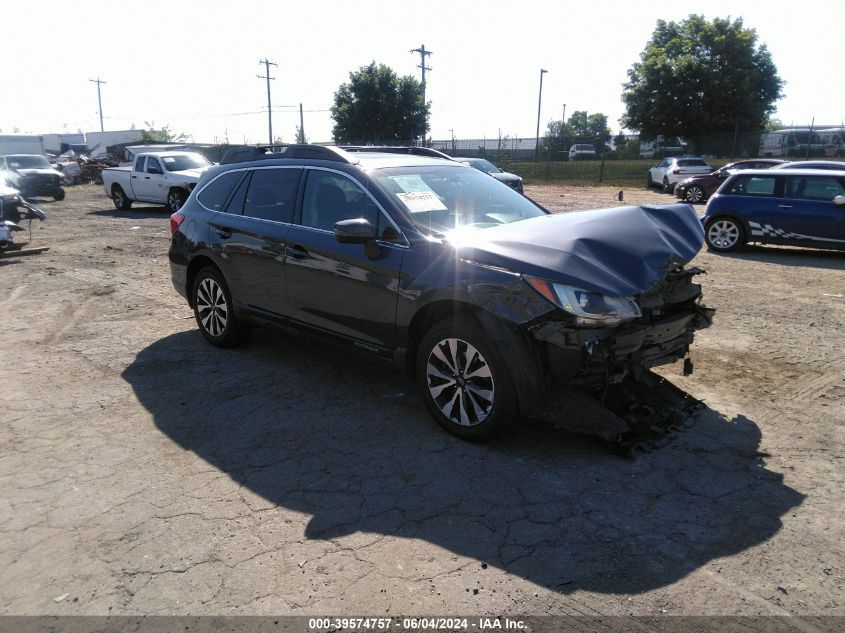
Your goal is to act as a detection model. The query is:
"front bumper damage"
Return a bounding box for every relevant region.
[526,267,715,453]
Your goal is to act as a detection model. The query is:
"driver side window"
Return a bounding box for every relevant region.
[147,158,163,175]
[301,170,390,237]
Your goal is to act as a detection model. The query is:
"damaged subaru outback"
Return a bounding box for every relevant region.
[169,145,714,445]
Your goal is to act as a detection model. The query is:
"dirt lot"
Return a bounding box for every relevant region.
[1,183,843,620]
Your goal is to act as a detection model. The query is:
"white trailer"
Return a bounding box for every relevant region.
[42,133,86,155]
[84,130,146,158]
[0,135,45,156]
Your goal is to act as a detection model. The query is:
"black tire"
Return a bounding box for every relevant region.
[662,176,672,193]
[112,185,132,210]
[52,188,66,201]
[416,317,519,440]
[705,216,746,252]
[646,172,654,189]
[191,266,249,347]
[684,185,705,204]
[167,188,187,213]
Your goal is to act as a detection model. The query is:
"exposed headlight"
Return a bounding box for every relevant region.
[524,277,641,326]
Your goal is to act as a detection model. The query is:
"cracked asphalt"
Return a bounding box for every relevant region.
[0,184,842,618]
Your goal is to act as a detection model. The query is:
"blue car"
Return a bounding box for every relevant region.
[703,168,845,252]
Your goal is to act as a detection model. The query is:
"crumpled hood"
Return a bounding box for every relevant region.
[448,204,704,297]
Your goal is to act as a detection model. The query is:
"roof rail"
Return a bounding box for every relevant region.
[339,146,456,161]
[220,144,356,165]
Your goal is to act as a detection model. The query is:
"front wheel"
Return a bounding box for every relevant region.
[416,318,518,440]
[646,172,654,189]
[705,217,746,252]
[167,188,187,213]
[53,188,66,201]
[192,267,249,347]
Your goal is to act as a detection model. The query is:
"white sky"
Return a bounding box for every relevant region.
[2,0,843,143]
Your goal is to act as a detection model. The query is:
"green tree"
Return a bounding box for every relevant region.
[331,62,430,143]
[295,125,308,144]
[621,16,784,154]
[142,121,188,143]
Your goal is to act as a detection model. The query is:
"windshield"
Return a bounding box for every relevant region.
[161,153,211,172]
[373,165,546,235]
[464,158,499,173]
[7,155,51,169]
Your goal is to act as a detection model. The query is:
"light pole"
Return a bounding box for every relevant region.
[89,78,106,132]
[448,128,455,154]
[534,69,548,161]
[562,103,566,125]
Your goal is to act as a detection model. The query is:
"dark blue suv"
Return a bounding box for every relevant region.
[169,145,713,440]
[703,168,845,252]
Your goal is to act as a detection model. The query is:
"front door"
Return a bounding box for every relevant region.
[284,168,405,349]
[134,156,167,202]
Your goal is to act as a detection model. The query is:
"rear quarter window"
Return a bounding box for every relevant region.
[678,159,708,167]
[785,176,845,201]
[197,171,244,211]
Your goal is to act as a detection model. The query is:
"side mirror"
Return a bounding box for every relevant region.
[335,218,376,244]
[834,195,845,208]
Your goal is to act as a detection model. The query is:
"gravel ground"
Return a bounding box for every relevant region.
[0,183,842,620]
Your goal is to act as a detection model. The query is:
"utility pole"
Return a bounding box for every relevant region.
[562,103,567,125]
[89,78,106,132]
[534,69,548,161]
[411,45,432,144]
[257,59,277,145]
[299,103,305,143]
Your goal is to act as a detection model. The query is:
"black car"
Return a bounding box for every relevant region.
[169,145,713,440]
[454,157,524,193]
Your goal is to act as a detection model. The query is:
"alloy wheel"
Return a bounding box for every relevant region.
[195,277,228,337]
[707,219,740,250]
[426,337,495,426]
[168,191,183,213]
[685,186,704,203]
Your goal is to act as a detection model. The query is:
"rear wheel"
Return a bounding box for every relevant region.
[705,217,746,252]
[684,185,705,203]
[662,176,671,192]
[192,267,249,347]
[112,185,132,210]
[416,317,518,440]
[53,188,65,201]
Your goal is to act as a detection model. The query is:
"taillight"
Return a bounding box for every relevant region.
[170,212,185,235]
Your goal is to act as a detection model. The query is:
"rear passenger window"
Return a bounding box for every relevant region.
[727,175,776,196]
[243,168,302,222]
[134,156,146,172]
[197,171,244,211]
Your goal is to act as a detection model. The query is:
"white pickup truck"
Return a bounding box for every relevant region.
[101,151,212,212]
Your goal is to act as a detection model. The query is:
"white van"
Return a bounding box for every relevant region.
[568,144,597,160]
[818,128,845,157]
[759,129,825,158]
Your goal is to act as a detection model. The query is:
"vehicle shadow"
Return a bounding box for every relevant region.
[122,328,804,595]
[716,244,845,270]
[88,207,170,220]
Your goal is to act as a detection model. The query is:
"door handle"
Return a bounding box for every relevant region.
[131,175,137,179]
[144,176,150,180]
[213,227,232,239]
[778,204,792,208]
[288,244,308,259]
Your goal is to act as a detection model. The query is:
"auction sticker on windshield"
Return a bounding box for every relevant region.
[396,191,448,213]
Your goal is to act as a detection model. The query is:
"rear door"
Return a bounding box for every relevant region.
[205,167,303,315]
[778,175,845,245]
[283,168,405,349]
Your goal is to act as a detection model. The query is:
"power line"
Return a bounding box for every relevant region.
[257,58,278,144]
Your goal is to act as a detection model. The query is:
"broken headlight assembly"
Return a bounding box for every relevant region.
[524,276,641,327]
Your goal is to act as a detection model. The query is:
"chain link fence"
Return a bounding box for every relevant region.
[177,125,845,189]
